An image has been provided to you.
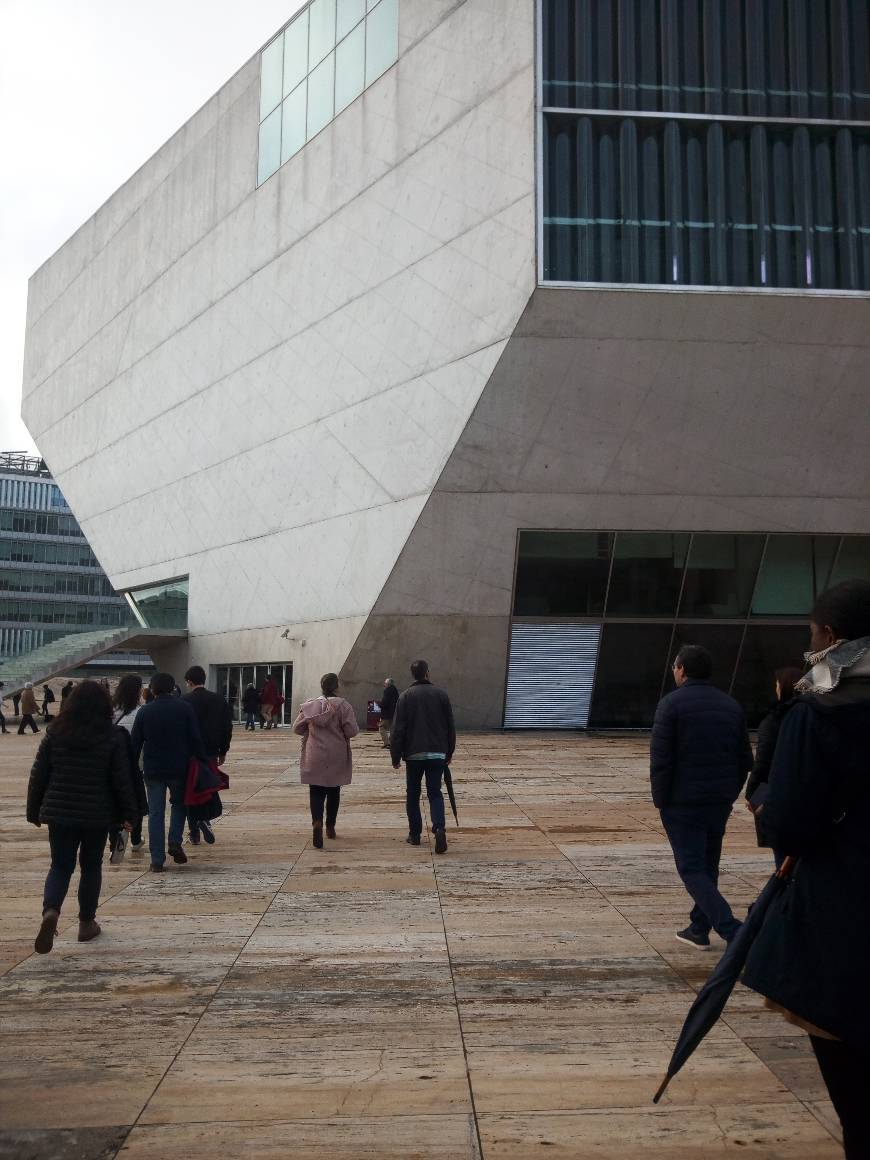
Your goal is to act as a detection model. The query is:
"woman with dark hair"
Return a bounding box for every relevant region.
[107,674,148,859]
[26,680,138,953]
[293,673,359,848]
[744,665,805,868]
[742,579,870,1157]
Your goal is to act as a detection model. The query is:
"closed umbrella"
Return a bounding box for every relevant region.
[653,856,795,1104]
[443,764,459,827]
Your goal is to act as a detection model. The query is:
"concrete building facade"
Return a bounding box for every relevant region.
[22,1,870,727]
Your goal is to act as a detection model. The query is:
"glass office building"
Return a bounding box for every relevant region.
[0,454,135,659]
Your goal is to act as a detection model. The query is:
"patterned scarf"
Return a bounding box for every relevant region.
[795,636,870,695]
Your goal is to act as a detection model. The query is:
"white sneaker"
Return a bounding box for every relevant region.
[109,831,128,865]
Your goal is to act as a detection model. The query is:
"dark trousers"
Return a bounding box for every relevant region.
[43,824,107,921]
[309,784,341,826]
[661,803,740,940]
[18,714,39,734]
[405,760,446,836]
[0,709,6,732]
[811,1036,870,1159]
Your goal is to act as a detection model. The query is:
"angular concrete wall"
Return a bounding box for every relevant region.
[22,0,537,706]
[341,286,870,725]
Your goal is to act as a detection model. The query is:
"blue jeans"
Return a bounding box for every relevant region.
[661,803,740,941]
[405,760,446,836]
[43,824,107,921]
[146,780,186,865]
[245,711,256,729]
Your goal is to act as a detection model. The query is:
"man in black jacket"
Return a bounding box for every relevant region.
[183,665,233,846]
[131,672,207,871]
[378,678,399,748]
[650,644,752,949]
[390,660,456,854]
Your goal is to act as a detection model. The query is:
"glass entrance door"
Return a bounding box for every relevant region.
[215,663,293,726]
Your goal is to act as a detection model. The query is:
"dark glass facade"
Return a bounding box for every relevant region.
[541,0,870,289]
[511,529,870,727]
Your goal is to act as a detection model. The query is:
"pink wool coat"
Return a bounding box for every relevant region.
[293,696,359,787]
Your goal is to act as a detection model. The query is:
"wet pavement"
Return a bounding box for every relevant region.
[0,729,842,1158]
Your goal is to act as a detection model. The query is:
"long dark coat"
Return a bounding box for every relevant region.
[742,678,870,1046]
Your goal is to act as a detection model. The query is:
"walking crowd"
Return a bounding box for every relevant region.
[12,577,870,1156]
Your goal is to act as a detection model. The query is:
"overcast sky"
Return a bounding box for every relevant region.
[0,0,304,455]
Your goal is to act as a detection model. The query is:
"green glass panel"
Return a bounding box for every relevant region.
[678,534,764,618]
[307,51,335,139]
[281,81,307,163]
[669,623,744,694]
[127,578,188,630]
[514,531,612,617]
[257,106,282,185]
[752,534,839,615]
[589,623,673,727]
[309,0,337,68]
[260,34,284,121]
[731,624,810,727]
[335,19,365,113]
[337,0,365,39]
[365,0,398,87]
[828,536,870,588]
[283,11,309,96]
[606,532,690,616]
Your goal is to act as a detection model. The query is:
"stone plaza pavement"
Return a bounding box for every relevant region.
[0,729,843,1159]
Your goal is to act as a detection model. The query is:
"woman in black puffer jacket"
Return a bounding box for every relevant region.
[27,680,138,953]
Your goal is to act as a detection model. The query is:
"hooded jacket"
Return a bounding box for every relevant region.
[27,725,139,829]
[293,696,359,786]
[742,667,870,1046]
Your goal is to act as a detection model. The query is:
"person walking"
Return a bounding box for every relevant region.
[650,643,752,949]
[378,678,399,749]
[131,672,207,872]
[26,680,138,953]
[293,673,358,847]
[183,665,232,846]
[12,691,21,718]
[41,684,55,721]
[741,580,870,1158]
[17,683,41,734]
[260,674,279,729]
[744,666,803,869]
[60,681,74,705]
[390,660,456,854]
[107,674,148,860]
[242,684,260,730]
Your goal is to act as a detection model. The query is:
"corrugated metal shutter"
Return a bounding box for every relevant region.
[503,623,602,729]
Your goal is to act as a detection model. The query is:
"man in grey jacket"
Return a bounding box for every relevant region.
[390,660,456,853]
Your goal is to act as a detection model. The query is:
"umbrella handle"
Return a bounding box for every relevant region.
[776,855,796,880]
[652,1074,671,1104]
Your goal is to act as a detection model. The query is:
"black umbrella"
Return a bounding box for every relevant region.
[652,856,795,1104]
[443,764,459,827]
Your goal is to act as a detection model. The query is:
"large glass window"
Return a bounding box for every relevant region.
[605,532,689,617]
[731,625,810,727]
[257,0,399,185]
[752,535,839,616]
[678,534,764,619]
[217,663,294,726]
[589,623,673,727]
[513,531,612,616]
[541,0,870,290]
[125,578,189,630]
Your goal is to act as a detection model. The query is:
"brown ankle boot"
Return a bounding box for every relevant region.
[312,821,323,849]
[326,823,336,839]
[78,919,101,943]
[35,908,60,954]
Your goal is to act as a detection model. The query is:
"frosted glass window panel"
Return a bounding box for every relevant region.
[335,21,366,114]
[282,81,308,162]
[283,11,309,96]
[257,106,282,184]
[309,0,336,68]
[260,35,284,121]
[365,0,398,88]
[337,0,365,40]
[307,51,335,139]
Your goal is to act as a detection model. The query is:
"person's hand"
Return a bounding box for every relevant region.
[29,819,41,827]
[392,762,401,770]
[217,754,225,766]
[122,821,134,832]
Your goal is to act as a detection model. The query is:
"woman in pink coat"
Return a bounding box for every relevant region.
[293,673,359,848]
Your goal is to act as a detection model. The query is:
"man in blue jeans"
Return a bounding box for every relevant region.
[650,644,753,948]
[131,672,207,872]
[390,660,456,854]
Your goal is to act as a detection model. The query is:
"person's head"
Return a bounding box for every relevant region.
[809,579,870,652]
[142,687,154,703]
[383,677,393,689]
[114,673,143,715]
[672,644,713,686]
[150,672,176,698]
[51,679,113,742]
[321,672,339,696]
[774,666,804,702]
[24,681,33,690]
[410,659,429,682]
[42,684,49,691]
[184,665,206,689]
